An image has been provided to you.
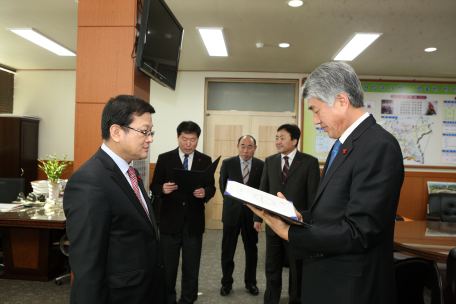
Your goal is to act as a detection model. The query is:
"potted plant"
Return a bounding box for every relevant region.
[38,153,72,206]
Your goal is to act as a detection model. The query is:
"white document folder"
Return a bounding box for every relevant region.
[224,179,311,226]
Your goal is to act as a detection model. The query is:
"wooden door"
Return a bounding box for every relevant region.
[204,111,296,229]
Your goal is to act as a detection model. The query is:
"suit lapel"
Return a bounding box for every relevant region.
[273,153,283,183]
[285,152,303,181]
[247,158,258,185]
[172,148,184,170]
[191,151,203,171]
[137,174,158,231]
[97,148,155,231]
[233,157,244,183]
[314,115,376,204]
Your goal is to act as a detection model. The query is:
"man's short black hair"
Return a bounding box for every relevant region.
[177,121,201,138]
[101,95,155,140]
[237,135,257,146]
[277,124,301,147]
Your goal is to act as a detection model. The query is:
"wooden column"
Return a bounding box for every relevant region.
[74,0,150,170]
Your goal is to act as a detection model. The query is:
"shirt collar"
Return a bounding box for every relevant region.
[101,143,132,175]
[282,148,297,160]
[339,112,370,144]
[239,156,252,165]
[178,148,194,159]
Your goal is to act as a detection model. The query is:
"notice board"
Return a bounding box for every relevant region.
[302,80,456,167]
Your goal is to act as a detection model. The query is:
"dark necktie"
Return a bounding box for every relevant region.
[282,156,289,184]
[127,166,151,222]
[183,154,189,170]
[326,140,342,175]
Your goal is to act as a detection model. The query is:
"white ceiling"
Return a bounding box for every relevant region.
[1,0,455,78]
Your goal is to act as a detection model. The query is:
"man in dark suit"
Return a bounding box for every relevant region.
[64,95,165,304]
[250,62,405,304]
[253,124,320,304]
[219,135,264,297]
[151,121,216,304]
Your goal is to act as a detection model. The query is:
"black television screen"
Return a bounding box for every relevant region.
[136,0,184,91]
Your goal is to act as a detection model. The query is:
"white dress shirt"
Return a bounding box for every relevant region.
[281,148,297,170]
[101,143,149,212]
[178,148,194,170]
[338,112,370,144]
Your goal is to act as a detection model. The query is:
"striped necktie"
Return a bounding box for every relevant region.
[243,161,249,185]
[127,166,151,222]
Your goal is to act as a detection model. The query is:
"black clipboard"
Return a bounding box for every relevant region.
[171,156,221,193]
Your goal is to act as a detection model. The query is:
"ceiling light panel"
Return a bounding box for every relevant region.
[198,28,228,57]
[8,28,76,56]
[334,33,382,61]
[425,47,437,52]
[279,43,290,48]
[288,1,304,7]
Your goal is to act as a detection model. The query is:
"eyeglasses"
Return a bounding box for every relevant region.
[123,126,155,138]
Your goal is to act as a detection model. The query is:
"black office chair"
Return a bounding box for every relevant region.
[395,257,443,304]
[0,178,25,204]
[427,193,456,223]
[51,234,71,285]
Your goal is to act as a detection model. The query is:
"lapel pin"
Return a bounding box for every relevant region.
[137,175,141,179]
[297,161,300,163]
[198,159,201,161]
[343,149,347,154]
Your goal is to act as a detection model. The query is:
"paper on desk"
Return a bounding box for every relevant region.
[0,203,23,210]
[224,180,310,226]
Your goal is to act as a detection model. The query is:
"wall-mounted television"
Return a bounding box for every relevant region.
[136,0,184,91]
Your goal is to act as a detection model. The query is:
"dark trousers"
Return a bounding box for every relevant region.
[161,221,203,304]
[264,232,303,304]
[221,205,259,287]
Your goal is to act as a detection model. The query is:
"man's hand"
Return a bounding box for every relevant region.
[254,222,262,232]
[163,182,178,195]
[193,188,205,198]
[247,205,290,241]
[277,192,302,222]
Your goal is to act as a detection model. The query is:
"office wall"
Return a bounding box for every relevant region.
[149,70,305,162]
[13,70,76,160]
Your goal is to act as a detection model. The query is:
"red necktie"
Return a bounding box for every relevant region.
[127,166,151,222]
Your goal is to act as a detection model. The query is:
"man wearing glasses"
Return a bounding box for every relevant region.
[151,121,216,304]
[64,95,165,303]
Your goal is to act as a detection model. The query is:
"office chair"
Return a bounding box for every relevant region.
[395,257,443,304]
[51,234,71,285]
[427,193,456,223]
[0,178,25,203]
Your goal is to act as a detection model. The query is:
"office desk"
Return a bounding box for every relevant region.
[394,221,456,263]
[0,205,66,281]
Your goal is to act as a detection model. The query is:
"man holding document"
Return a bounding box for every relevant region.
[253,124,320,304]
[249,62,404,304]
[151,121,216,304]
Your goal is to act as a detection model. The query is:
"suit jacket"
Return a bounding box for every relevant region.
[219,156,264,226]
[254,150,320,236]
[63,148,165,304]
[151,148,216,234]
[288,115,404,304]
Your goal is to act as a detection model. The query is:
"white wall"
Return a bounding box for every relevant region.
[149,70,305,162]
[14,70,76,160]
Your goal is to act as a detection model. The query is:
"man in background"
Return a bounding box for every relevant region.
[250,62,404,304]
[64,95,164,304]
[254,124,320,304]
[219,135,264,297]
[151,121,216,304]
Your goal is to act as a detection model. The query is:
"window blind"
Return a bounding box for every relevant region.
[0,68,14,113]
